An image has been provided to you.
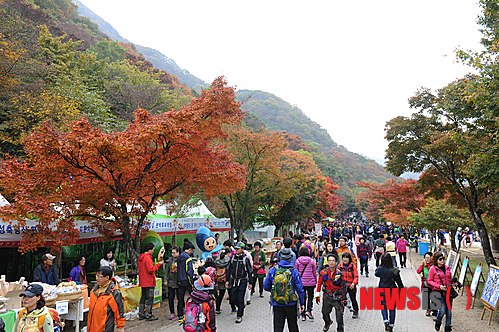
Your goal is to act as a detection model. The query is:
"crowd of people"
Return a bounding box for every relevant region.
[10,219,470,332]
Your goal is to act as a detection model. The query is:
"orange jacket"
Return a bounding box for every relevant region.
[88,279,125,332]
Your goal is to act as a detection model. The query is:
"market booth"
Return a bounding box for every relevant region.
[0,196,231,325]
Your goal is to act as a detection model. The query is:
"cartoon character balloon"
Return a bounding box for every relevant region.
[196,226,223,260]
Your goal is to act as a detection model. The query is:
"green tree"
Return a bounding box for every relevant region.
[408,198,472,250]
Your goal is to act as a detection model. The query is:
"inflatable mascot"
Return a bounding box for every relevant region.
[196,226,223,260]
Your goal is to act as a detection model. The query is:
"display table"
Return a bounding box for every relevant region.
[48,297,84,332]
[121,278,162,313]
[0,310,16,332]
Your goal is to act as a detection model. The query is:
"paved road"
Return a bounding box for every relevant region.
[155,252,437,332]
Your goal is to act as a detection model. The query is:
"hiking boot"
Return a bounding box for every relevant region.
[138,314,147,320]
[366,274,369,278]
[306,311,314,320]
[352,311,359,319]
[435,321,441,331]
[215,310,221,315]
[384,322,390,331]
[323,323,331,331]
[168,313,175,320]
[146,314,158,321]
[301,314,306,321]
[387,326,393,332]
[444,327,452,332]
[235,316,242,323]
[259,293,264,298]
[425,310,432,317]
[178,315,185,323]
[246,300,251,305]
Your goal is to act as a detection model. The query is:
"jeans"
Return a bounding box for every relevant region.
[322,293,344,332]
[139,287,155,317]
[436,298,452,327]
[346,286,359,312]
[273,305,299,332]
[167,287,179,315]
[303,286,315,312]
[381,308,396,325]
[391,255,397,267]
[399,252,407,267]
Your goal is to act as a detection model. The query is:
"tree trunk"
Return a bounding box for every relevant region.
[473,211,497,266]
[451,227,458,252]
[274,224,281,238]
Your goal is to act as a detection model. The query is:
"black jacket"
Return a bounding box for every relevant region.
[375,266,404,289]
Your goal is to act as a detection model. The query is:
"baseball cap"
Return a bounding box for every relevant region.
[42,253,56,260]
[194,274,214,291]
[19,284,44,298]
[234,242,245,249]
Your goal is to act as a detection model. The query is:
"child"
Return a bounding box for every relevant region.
[183,274,216,332]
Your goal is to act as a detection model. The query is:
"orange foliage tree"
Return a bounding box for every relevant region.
[0,77,246,267]
[355,179,426,225]
[314,176,341,219]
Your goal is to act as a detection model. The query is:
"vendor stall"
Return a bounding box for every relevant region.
[120,278,162,313]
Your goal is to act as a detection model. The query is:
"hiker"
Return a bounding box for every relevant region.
[417,252,434,317]
[68,256,88,285]
[182,274,217,332]
[336,237,358,267]
[251,241,267,298]
[427,252,455,332]
[338,252,359,319]
[316,254,347,332]
[15,284,56,332]
[396,235,409,268]
[226,241,252,323]
[374,234,386,267]
[177,242,196,320]
[356,237,372,277]
[164,246,180,320]
[295,245,318,321]
[214,248,232,314]
[385,236,397,267]
[264,247,305,332]
[138,242,164,321]
[88,266,125,332]
[318,243,338,273]
[375,253,404,332]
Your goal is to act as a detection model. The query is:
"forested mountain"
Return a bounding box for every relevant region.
[74,1,208,93]
[235,90,395,199]
[1,0,395,210]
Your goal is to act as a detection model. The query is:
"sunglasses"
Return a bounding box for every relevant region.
[437,257,445,261]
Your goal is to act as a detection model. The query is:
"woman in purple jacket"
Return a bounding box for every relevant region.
[295,246,318,320]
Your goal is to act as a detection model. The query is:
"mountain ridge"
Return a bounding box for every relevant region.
[74,1,396,202]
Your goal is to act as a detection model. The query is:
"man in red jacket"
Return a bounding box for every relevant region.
[138,242,164,320]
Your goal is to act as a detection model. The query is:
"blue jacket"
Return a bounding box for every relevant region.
[33,263,59,285]
[264,260,305,307]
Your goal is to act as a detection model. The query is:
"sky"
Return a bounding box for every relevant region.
[78,0,484,164]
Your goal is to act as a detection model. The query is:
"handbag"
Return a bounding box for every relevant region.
[436,267,458,299]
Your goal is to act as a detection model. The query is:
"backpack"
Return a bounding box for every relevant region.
[18,307,64,332]
[271,267,297,305]
[215,266,226,283]
[183,298,205,332]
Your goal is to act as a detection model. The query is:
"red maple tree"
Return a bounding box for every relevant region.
[0,77,246,266]
[355,179,426,225]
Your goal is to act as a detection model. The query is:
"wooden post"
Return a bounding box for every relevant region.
[480,304,495,325]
